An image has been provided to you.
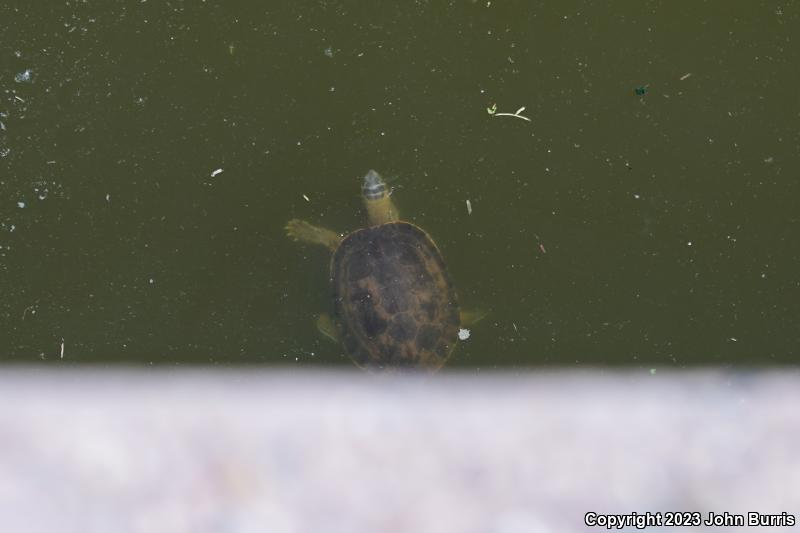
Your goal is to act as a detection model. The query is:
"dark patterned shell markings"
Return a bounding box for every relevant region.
[331,222,460,370]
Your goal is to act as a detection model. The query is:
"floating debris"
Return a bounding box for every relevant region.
[17,201,25,209]
[486,103,531,122]
[679,72,692,81]
[323,46,334,58]
[14,69,33,84]
[534,233,547,254]
[302,194,310,202]
[210,168,223,177]
[465,199,472,215]
[59,339,65,359]
[458,328,471,341]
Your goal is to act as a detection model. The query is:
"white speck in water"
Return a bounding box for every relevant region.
[17,201,25,209]
[105,194,111,202]
[302,194,310,202]
[14,69,33,84]
[323,46,333,58]
[687,241,692,246]
[466,199,472,215]
[210,168,223,177]
[763,156,774,164]
[149,278,154,284]
[458,328,471,341]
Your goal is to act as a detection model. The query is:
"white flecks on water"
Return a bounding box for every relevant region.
[210,168,223,177]
[17,201,26,209]
[465,199,472,215]
[458,328,471,341]
[14,69,33,84]
[302,194,310,202]
[323,46,334,58]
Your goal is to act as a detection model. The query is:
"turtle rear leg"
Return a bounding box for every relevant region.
[286,219,342,252]
[316,313,340,343]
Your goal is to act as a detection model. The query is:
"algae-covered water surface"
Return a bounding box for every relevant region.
[1,2,798,366]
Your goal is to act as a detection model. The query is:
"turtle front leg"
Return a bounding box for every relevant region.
[286,219,342,252]
[460,308,488,326]
[316,313,340,343]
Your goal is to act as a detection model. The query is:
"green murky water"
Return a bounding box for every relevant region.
[2,1,798,366]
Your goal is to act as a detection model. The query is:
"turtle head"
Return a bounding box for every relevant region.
[361,169,399,225]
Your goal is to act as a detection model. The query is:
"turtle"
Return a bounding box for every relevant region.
[286,169,482,371]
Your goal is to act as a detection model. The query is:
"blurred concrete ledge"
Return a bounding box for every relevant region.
[0,368,798,533]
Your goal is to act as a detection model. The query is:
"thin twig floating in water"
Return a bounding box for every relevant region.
[486,103,531,122]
